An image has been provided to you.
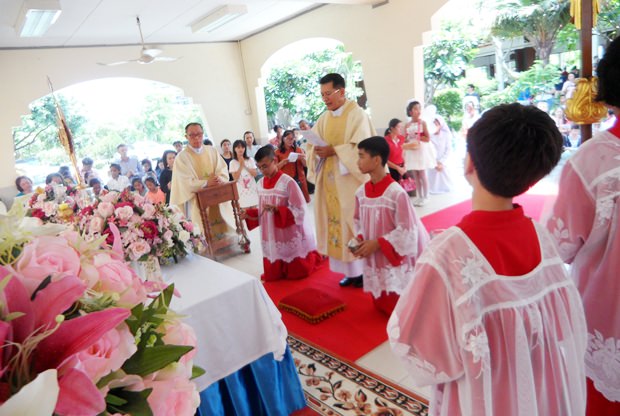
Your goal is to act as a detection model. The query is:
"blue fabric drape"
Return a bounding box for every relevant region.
[197,347,306,416]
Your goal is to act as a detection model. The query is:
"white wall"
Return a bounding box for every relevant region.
[240,0,447,137]
[0,0,448,189]
[0,42,252,187]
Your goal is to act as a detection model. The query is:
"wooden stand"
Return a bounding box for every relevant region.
[195,182,251,260]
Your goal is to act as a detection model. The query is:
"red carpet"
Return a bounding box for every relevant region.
[420,193,555,232]
[264,193,556,363]
[263,261,389,362]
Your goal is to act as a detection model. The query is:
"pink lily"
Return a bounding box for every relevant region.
[0,265,130,415]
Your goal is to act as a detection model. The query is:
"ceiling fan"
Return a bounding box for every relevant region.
[98,17,180,66]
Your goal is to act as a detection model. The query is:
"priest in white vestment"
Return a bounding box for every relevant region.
[170,123,232,240]
[306,73,375,287]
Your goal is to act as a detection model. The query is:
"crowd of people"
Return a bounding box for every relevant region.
[9,34,620,415]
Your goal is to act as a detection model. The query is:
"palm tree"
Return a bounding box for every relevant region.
[492,0,571,65]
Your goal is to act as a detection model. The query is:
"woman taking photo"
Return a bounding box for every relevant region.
[275,129,310,203]
[159,150,176,204]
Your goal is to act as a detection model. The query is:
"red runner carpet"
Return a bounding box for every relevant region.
[263,193,555,362]
[263,261,389,362]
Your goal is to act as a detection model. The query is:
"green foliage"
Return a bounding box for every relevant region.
[597,0,620,41]
[434,89,463,131]
[480,60,559,108]
[491,0,571,63]
[263,45,364,127]
[556,22,579,51]
[106,388,153,416]
[13,94,87,161]
[424,23,479,104]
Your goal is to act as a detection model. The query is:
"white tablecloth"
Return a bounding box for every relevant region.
[163,255,288,391]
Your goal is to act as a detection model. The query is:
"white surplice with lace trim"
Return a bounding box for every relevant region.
[388,223,588,416]
[353,181,429,297]
[546,130,620,402]
[257,173,317,263]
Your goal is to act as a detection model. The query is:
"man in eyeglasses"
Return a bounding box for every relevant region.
[306,73,375,288]
[170,122,231,238]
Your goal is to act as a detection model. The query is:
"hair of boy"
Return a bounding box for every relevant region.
[144,177,157,186]
[255,145,276,163]
[89,178,101,186]
[319,73,346,89]
[172,140,182,146]
[406,101,420,117]
[161,150,176,169]
[82,157,93,166]
[467,103,563,198]
[184,122,203,133]
[203,138,213,146]
[384,118,402,136]
[595,35,620,108]
[232,139,249,159]
[116,143,127,150]
[358,136,390,166]
[278,130,296,153]
[110,163,121,171]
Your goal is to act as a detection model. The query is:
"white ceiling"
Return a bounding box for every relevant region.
[0,0,378,49]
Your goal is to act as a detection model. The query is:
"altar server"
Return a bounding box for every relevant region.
[351,136,428,315]
[241,146,321,281]
[389,103,588,416]
[546,35,620,415]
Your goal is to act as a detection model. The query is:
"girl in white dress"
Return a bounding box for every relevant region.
[229,140,259,208]
[427,115,454,194]
[404,100,436,206]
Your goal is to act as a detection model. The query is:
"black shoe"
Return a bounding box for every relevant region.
[339,275,363,288]
[339,276,356,287]
[353,276,364,288]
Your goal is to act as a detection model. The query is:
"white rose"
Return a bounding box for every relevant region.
[97,202,115,218]
[115,206,134,221]
[178,230,190,244]
[43,201,57,217]
[142,204,156,219]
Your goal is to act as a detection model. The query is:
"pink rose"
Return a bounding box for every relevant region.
[141,203,156,219]
[89,216,105,234]
[93,253,147,306]
[115,206,134,221]
[161,321,197,366]
[97,202,115,218]
[129,240,151,260]
[163,230,174,246]
[144,373,200,416]
[14,235,81,294]
[183,222,194,233]
[70,323,137,382]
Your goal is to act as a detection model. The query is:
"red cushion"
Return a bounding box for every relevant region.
[278,288,345,324]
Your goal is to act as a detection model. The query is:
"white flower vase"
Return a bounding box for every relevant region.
[131,256,163,283]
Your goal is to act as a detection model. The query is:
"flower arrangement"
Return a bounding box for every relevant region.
[26,183,78,224]
[70,188,204,265]
[0,205,202,415]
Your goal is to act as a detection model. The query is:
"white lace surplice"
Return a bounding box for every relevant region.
[388,223,588,416]
[546,130,620,401]
[354,182,429,297]
[257,173,317,263]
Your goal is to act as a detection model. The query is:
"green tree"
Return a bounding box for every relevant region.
[491,0,571,64]
[434,89,463,131]
[596,0,620,42]
[424,24,478,104]
[134,92,203,143]
[263,45,364,127]
[13,94,87,160]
